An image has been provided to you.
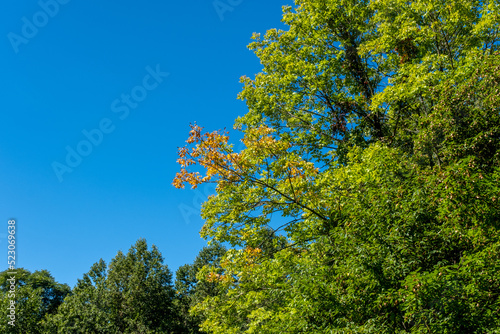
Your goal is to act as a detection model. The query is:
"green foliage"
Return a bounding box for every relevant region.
[44,239,177,333]
[174,243,227,333]
[0,268,70,334]
[174,0,500,332]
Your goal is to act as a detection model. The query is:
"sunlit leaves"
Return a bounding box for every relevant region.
[173,0,500,332]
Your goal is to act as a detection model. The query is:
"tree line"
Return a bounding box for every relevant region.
[0,239,226,333]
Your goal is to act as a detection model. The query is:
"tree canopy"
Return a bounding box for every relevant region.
[0,268,70,334]
[1,240,226,333]
[173,0,500,332]
[43,239,177,333]
[174,242,227,333]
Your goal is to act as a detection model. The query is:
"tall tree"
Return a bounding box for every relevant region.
[44,239,177,333]
[174,242,227,333]
[174,0,500,332]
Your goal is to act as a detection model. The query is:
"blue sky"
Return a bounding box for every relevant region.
[1,0,291,287]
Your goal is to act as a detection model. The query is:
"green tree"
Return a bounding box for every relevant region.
[44,239,177,333]
[174,0,500,332]
[174,243,227,333]
[0,268,70,334]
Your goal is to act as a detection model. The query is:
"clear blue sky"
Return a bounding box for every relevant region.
[1,0,291,287]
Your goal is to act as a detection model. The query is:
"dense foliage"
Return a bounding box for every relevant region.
[175,243,227,333]
[173,0,500,332]
[0,241,226,333]
[42,239,177,333]
[0,268,70,334]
